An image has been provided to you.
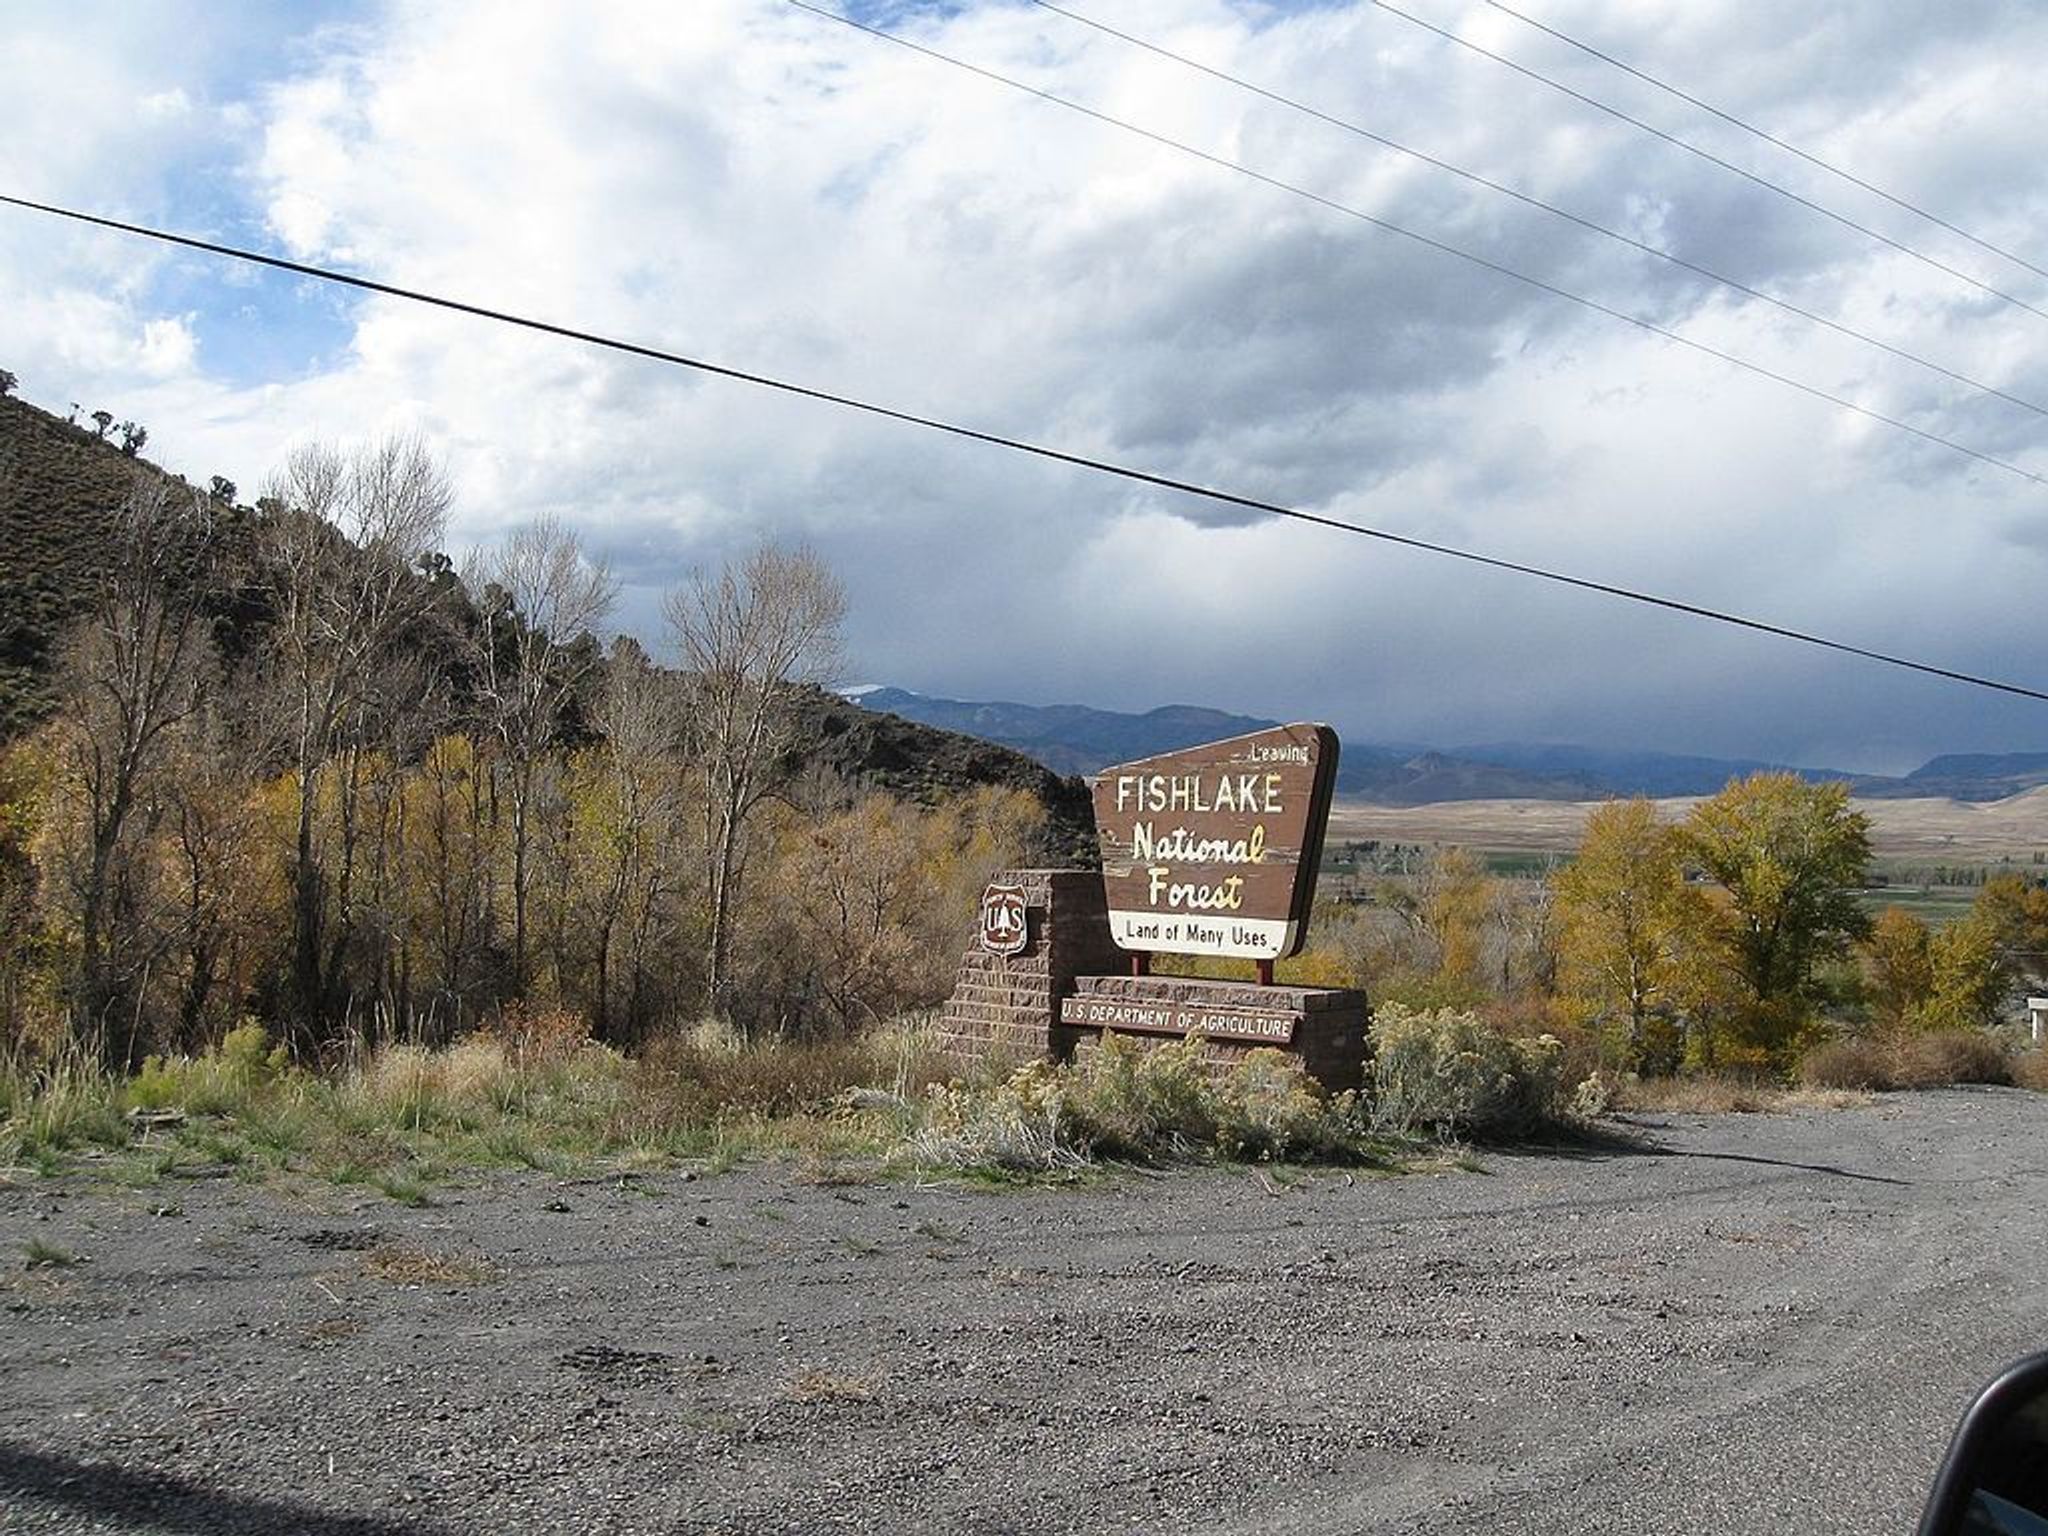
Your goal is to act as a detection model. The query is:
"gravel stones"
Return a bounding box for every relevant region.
[3,1088,2046,1533]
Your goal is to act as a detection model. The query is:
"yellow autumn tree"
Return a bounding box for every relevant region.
[766,785,1044,1034]
[1679,774,1873,1070]
[1862,906,1934,1033]
[1914,910,2008,1034]
[1552,798,1710,1073]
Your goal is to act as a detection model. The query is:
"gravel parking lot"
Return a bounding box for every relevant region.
[5,1088,2046,1534]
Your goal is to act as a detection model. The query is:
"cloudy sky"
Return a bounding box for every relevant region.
[4,0,2047,774]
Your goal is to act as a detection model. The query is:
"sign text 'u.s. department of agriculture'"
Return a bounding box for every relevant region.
[1091,723,1339,960]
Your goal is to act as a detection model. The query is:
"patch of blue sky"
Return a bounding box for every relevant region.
[160,259,359,389]
[841,0,977,26]
[90,0,374,386]
[1202,0,1357,27]
[845,0,1347,21]
[136,161,358,388]
[819,142,909,209]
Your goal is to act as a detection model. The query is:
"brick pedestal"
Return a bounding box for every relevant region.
[937,868,1369,1093]
[935,869,1125,1066]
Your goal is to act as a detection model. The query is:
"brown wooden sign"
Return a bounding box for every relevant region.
[1091,722,1339,960]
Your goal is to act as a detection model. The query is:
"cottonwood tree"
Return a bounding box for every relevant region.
[1863,907,1935,1032]
[773,784,1047,1032]
[1380,846,1494,1001]
[259,434,452,1046]
[1679,773,1872,1065]
[1916,911,2009,1034]
[0,742,47,1039]
[159,717,271,1050]
[468,516,617,993]
[1977,874,2048,992]
[664,543,844,1022]
[574,641,690,1041]
[1553,798,1708,1072]
[51,475,218,1054]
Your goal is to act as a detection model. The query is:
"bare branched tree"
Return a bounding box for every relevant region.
[664,543,844,1022]
[581,641,688,1041]
[469,515,617,991]
[260,434,452,1047]
[54,474,218,1055]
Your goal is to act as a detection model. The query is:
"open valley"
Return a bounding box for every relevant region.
[1328,790,2048,866]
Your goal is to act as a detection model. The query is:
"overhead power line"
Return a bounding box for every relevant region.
[1364,0,2048,327]
[2,191,2043,705]
[787,0,2047,488]
[1482,0,2048,285]
[1026,0,2048,424]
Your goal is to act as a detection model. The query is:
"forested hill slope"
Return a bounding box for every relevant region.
[792,688,1095,862]
[0,385,1095,853]
[0,390,204,735]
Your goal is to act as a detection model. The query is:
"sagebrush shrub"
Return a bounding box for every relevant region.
[909,1061,1088,1173]
[905,1037,1371,1171]
[1368,1003,1571,1140]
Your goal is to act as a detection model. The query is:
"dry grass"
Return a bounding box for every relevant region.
[1615,1076,1870,1114]
[360,1243,496,1288]
[2014,1050,2048,1093]
[787,1368,874,1403]
[1799,1031,2011,1092]
[630,1019,949,1125]
[5,1015,962,1190]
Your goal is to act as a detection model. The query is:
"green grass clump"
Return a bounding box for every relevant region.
[1,1042,129,1166]
[130,1021,294,1118]
[23,1237,79,1268]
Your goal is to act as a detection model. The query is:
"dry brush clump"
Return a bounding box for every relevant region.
[1798,1030,2013,1092]
[906,1036,1384,1176]
[3,1007,970,1184]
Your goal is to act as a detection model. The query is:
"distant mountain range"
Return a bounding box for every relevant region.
[845,687,2048,805]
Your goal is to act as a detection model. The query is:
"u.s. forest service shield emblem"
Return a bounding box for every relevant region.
[979,884,1029,957]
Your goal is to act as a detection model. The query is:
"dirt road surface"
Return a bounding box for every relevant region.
[5,1089,2046,1534]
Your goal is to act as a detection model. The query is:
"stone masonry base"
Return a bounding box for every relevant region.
[937,868,1369,1093]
